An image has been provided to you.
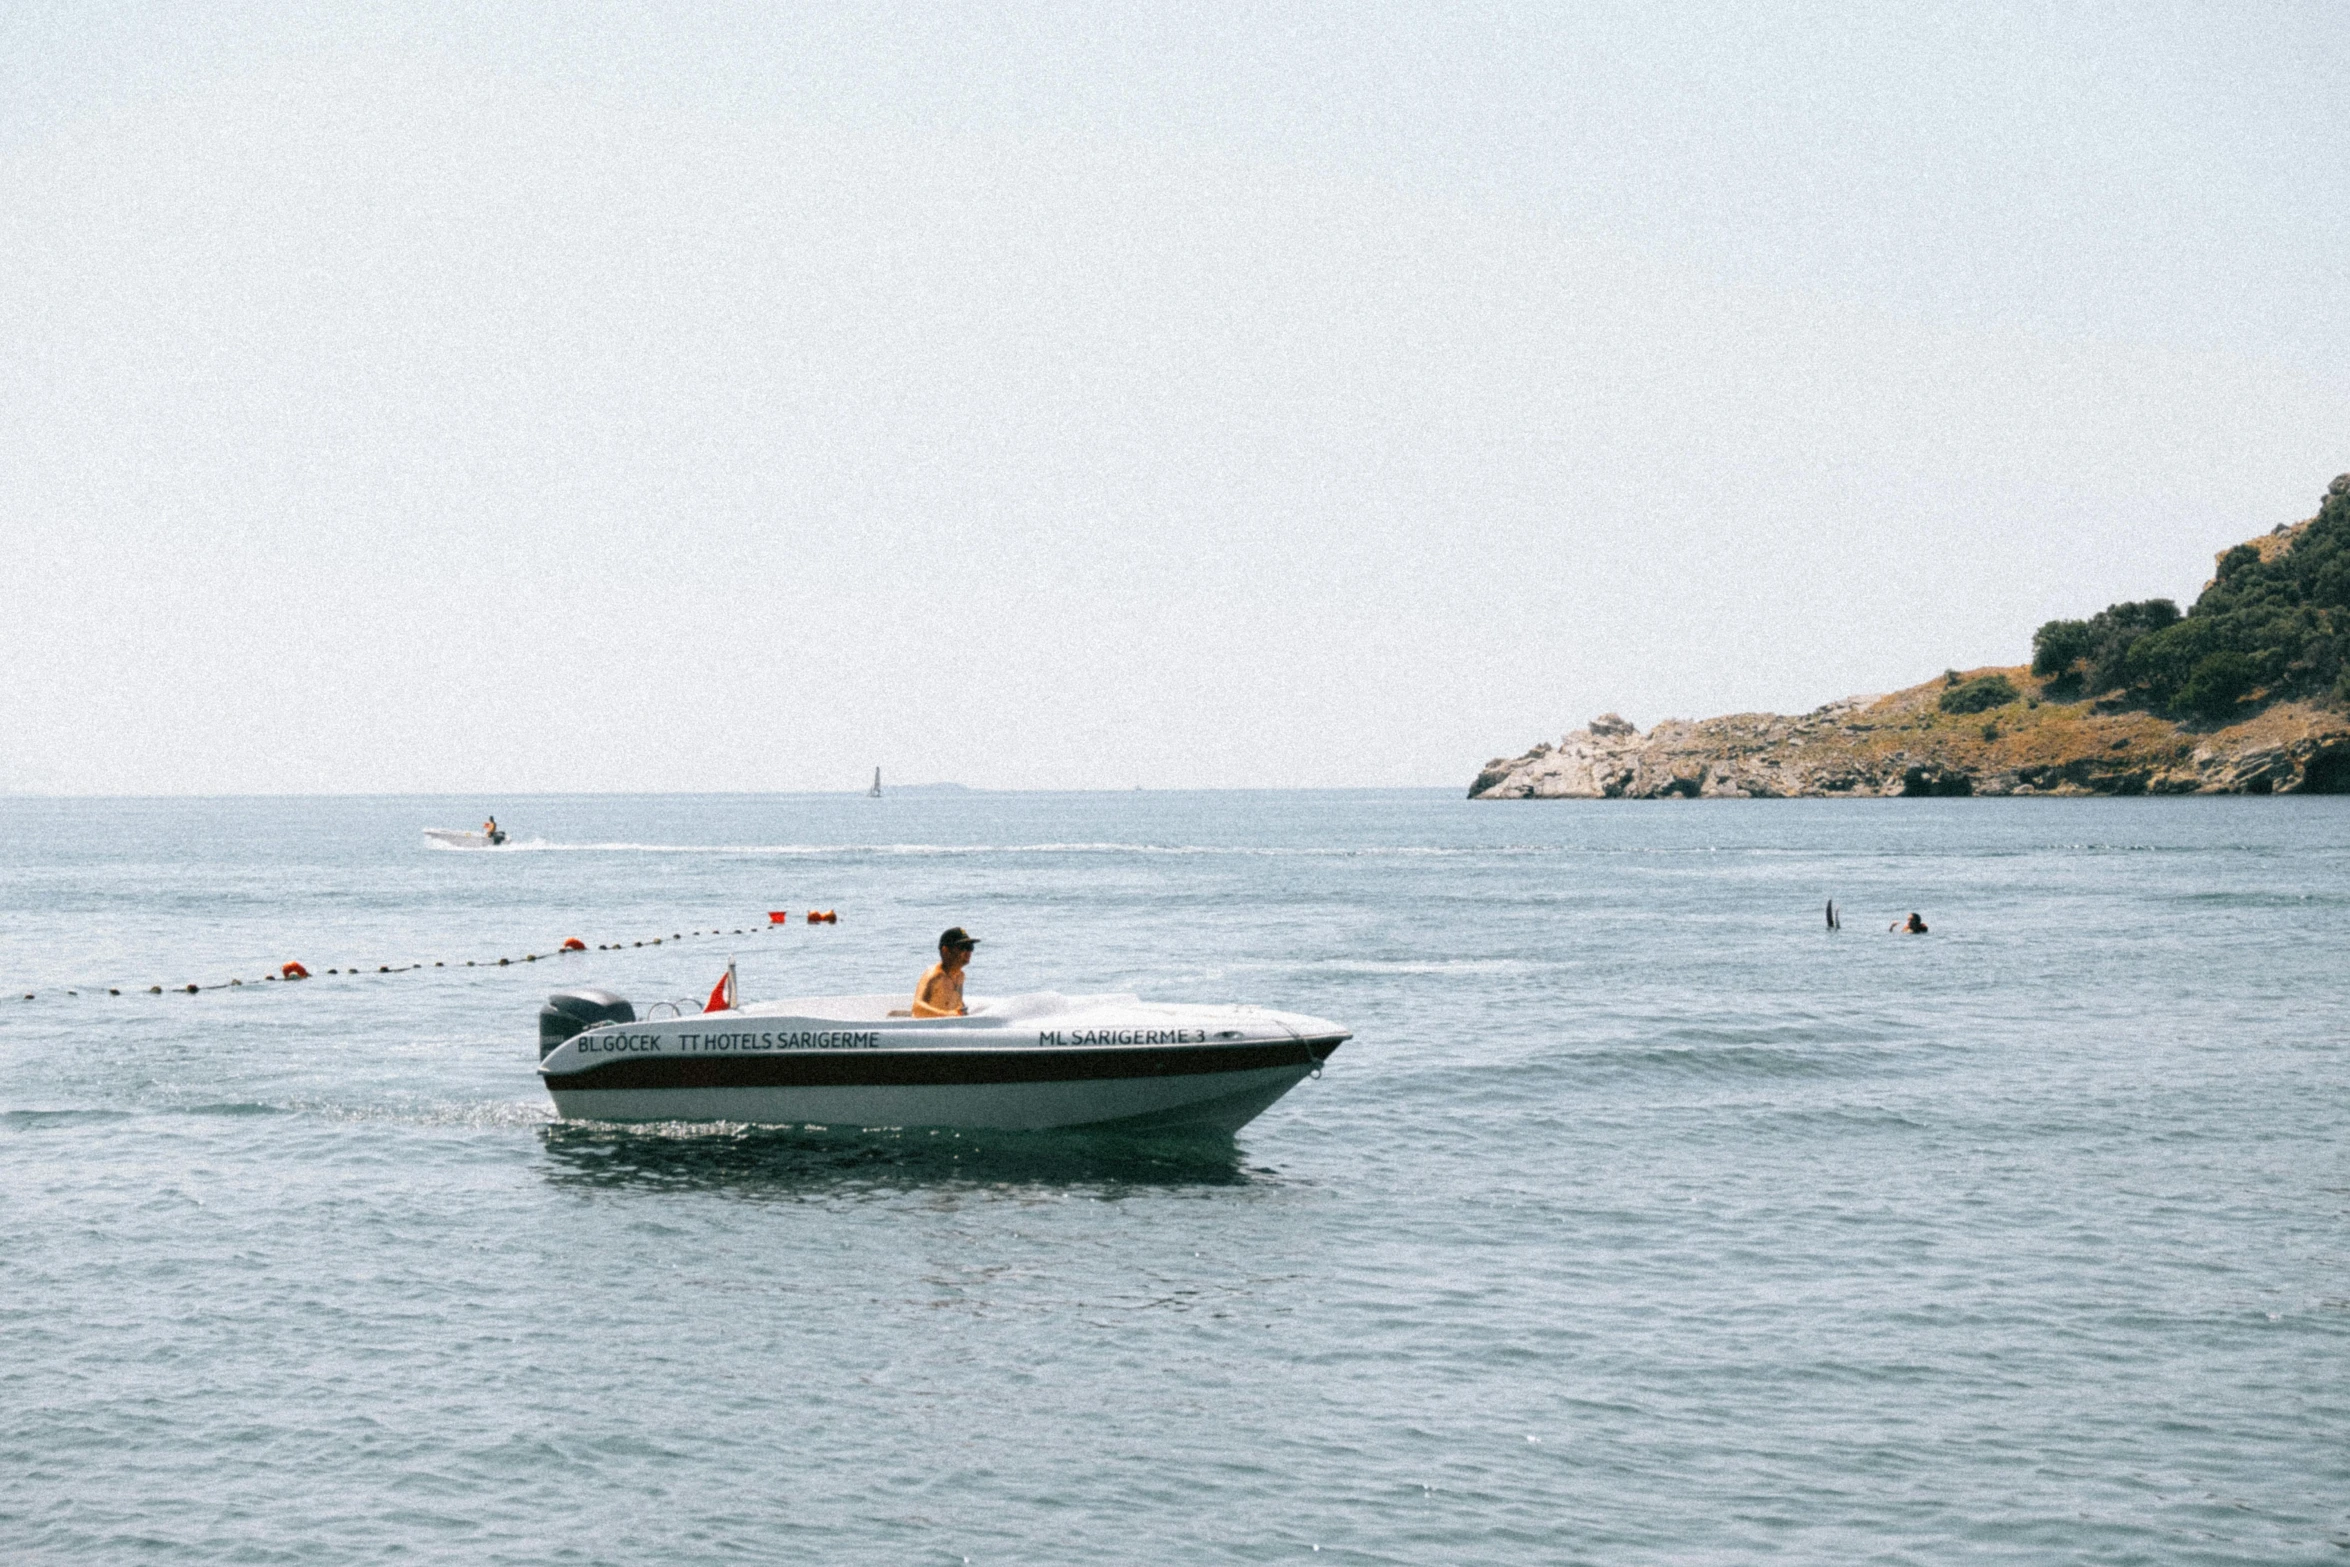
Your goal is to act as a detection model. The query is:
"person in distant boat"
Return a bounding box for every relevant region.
[913,927,978,1017]
[482,815,504,846]
[1892,912,1928,934]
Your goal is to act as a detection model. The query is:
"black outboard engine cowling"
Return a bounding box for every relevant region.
[540,988,635,1059]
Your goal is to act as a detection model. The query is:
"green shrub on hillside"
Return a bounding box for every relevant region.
[2030,618,2098,679]
[1938,674,2019,714]
[2030,599,2180,690]
[2179,651,2257,719]
[2030,475,2350,717]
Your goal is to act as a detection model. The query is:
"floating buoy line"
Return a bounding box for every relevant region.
[13,910,842,1002]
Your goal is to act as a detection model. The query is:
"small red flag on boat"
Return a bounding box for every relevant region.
[704,963,737,1013]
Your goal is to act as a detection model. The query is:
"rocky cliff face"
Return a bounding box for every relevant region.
[1470,674,2350,799]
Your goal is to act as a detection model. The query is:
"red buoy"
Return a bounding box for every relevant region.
[281,961,310,980]
[560,938,586,952]
[768,911,789,924]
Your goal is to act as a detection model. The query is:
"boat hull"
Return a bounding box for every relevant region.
[540,1011,1346,1134]
[546,1058,1323,1133]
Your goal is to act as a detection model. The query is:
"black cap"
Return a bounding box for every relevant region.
[939,926,979,950]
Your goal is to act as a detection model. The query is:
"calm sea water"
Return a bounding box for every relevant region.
[2,791,2345,1564]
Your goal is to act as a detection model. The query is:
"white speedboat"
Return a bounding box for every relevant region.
[424,827,507,848]
[536,987,1348,1134]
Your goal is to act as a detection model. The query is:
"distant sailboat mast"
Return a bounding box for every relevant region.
[869,767,882,798]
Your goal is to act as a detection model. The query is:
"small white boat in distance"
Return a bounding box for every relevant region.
[424,827,507,849]
[537,988,1349,1134]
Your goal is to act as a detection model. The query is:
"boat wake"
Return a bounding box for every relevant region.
[535,1118,1259,1196]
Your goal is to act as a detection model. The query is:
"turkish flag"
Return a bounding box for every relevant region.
[704,965,736,1013]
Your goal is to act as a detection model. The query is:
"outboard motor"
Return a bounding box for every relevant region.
[539,988,635,1059]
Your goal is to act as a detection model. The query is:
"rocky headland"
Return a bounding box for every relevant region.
[1471,477,2350,799]
[1468,683,2350,798]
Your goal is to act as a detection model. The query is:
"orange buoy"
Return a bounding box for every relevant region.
[561,938,586,952]
[281,961,310,980]
[807,909,837,924]
[769,911,789,924]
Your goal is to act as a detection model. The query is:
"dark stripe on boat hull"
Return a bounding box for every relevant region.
[542,1062,1322,1133]
[543,1035,1345,1093]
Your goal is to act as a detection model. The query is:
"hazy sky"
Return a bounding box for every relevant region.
[3,3,2344,793]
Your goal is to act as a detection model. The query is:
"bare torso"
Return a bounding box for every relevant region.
[913,959,967,1017]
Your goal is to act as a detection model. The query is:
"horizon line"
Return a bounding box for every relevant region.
[0,784,1466,802]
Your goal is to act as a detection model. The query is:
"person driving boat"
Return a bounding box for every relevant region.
[912,927,978,1017]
